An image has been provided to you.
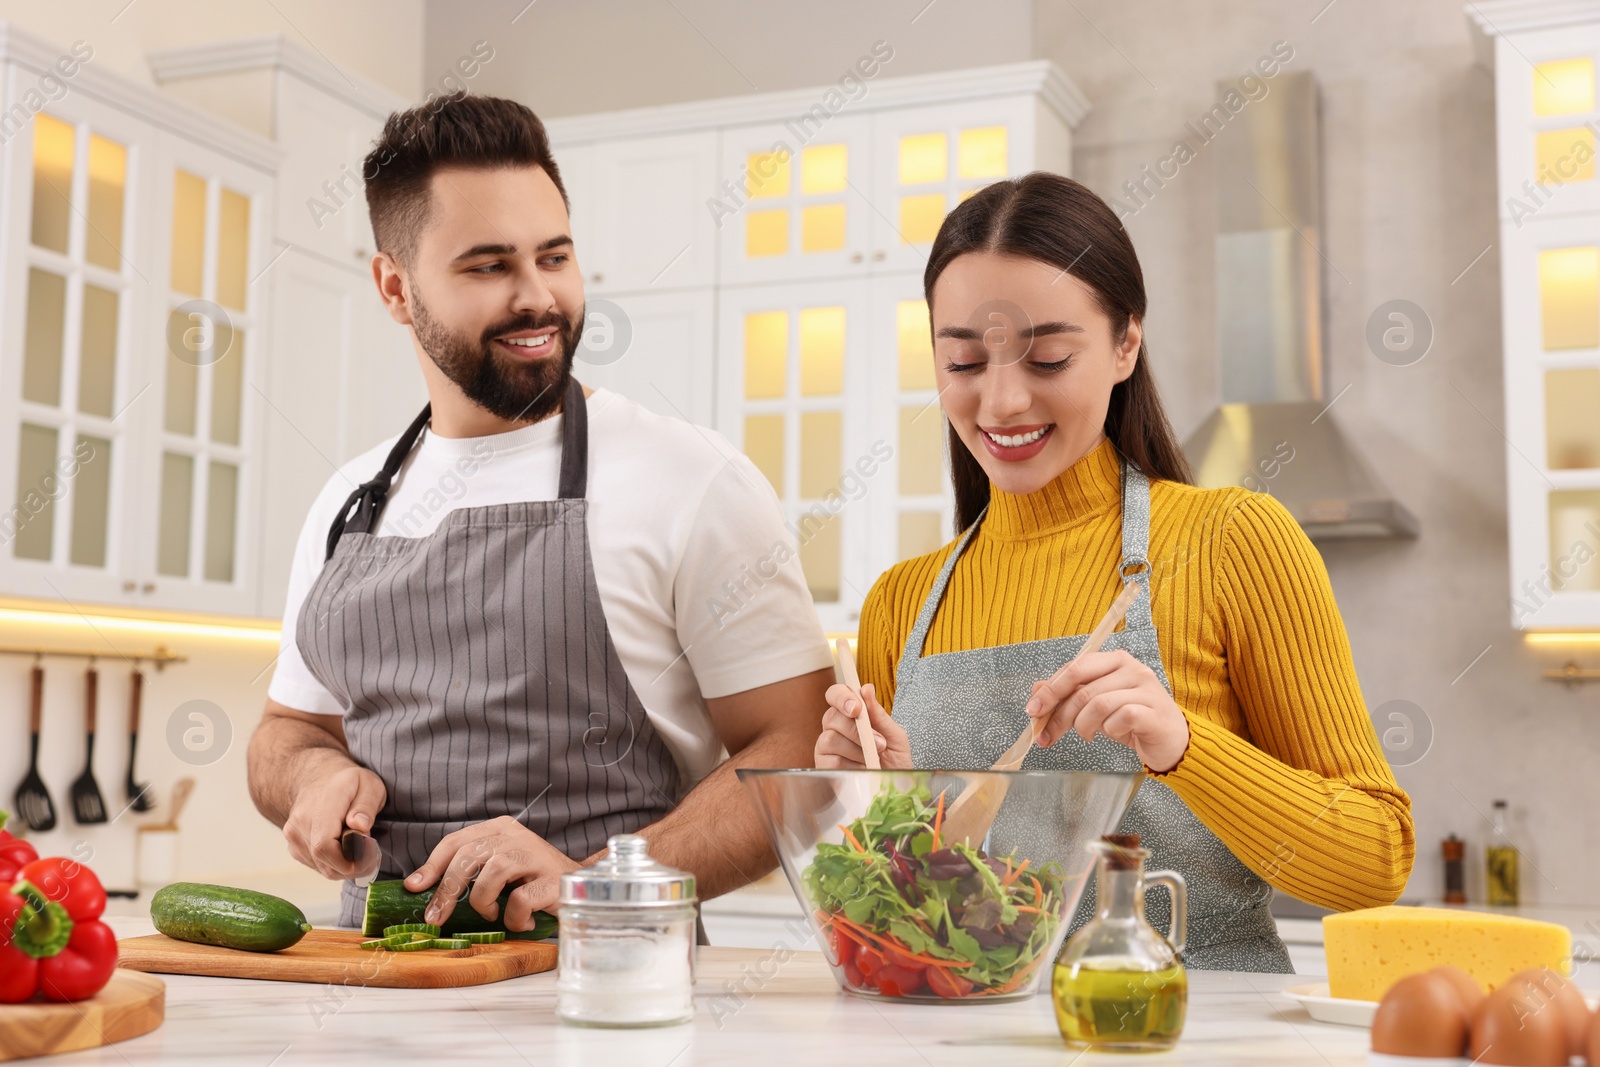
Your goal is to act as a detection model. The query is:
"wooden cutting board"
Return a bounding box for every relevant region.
[0,970,165,1062]
[117,928,557,988]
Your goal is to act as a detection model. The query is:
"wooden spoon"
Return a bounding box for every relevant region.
[833,638,880,770]
[938,581,1142,847]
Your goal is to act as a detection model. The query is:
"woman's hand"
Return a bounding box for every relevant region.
[814,682,913,770]
[1023,650,1191,773]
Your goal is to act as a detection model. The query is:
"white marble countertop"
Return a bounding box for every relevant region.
[34,917,1375,1066]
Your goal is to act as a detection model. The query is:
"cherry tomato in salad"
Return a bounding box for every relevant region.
[874,964,927,999]
[843,959,865,989]
[880,943,927,973]
[825,927,856,969]
[855,945,887,978]
[925,967,976,998]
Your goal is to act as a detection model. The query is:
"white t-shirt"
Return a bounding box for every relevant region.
[267,387,833,783]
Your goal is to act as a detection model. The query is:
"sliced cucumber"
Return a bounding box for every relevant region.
[459,931,505,944]
[383,922,440,938]
[392,938,440,952]
[431,938,471,950]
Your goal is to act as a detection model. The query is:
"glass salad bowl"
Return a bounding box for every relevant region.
[737,769,1141,1003]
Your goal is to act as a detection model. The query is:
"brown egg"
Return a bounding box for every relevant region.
[1501,967,1591,1059]
[1468,977,1571,1066]
[1587,1005,1600,1067]
[1371,971,1471,1057]
[1429,965,1486,1016]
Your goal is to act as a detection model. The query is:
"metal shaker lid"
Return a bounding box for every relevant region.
[559,834,697,906]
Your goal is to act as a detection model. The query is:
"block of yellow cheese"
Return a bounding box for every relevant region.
[1323,905,1571,1001]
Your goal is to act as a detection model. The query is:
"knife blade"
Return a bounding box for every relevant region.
[340,828,381,888]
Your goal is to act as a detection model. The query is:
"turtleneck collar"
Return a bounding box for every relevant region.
[984,437,1123,540]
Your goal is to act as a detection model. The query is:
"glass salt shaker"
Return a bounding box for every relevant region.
[556,834,697,1028]
[1053,833,1188,1052]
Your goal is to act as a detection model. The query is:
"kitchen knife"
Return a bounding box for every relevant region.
[341,828,381,888]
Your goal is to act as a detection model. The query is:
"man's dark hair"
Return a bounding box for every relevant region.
[363,92,569,265]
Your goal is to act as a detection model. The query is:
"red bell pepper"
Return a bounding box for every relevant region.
[0,854,117,1003]
[0,809,38,885]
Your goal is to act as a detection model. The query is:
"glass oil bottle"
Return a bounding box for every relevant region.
[1052,834,1188,1052]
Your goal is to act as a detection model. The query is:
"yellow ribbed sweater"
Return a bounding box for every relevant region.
[857,437,1415,912]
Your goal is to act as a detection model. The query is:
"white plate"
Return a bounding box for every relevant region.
[1284,983,1377,1027]
[1287,982,1600,1030]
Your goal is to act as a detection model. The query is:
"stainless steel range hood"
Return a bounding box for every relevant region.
[1181,71,1418,540]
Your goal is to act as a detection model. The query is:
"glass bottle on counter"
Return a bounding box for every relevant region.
[556,834,697,1028]
[1442,834,1466,905]
[1052,833,1187,1052]
[1485,800,1520,907]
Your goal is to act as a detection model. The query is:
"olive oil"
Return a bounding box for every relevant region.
[1052,958,1188,1051]
[1486,799,1520,906]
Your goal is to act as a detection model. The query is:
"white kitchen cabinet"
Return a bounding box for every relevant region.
[547,62,1086,626]
[1471,6,1600,628]
[582,133,719,294]
[572,287,716,426]
[0,27,277,616]
[271,72,383,269]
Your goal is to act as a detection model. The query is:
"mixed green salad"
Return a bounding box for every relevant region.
[801,783,1067,999]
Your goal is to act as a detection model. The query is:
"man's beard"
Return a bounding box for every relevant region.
[411,289,583,424]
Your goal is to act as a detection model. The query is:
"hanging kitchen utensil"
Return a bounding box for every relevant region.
[124,668,153,812]
[939,581,1142,847]
[832,638,880,770]
[70,663,108,825]
[13,661,57,832]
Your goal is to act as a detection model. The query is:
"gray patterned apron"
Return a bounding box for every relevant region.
[892,458,1292,972]
[297,377,681,928]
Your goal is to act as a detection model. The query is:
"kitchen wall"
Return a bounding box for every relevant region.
[424,0,1598,908]
[0,0,424,99]
[426,0,1035,117]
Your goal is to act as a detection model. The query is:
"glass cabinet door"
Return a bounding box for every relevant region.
[868,274,954,582]
[868,99,1029,276]
[717,280,874,631]
[715,114,874,286]
[7,111,134,596]
[153,158,259,605]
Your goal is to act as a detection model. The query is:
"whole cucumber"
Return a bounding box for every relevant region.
[150,882,313,952]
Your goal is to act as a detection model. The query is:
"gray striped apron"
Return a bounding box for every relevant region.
[892,459,1292,972]
[297,376,681,928]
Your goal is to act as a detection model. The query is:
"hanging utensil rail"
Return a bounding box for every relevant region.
[0,644,185,669]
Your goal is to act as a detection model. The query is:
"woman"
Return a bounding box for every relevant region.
[816,172,1414,972]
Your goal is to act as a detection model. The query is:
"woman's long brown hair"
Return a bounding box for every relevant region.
[924,172,1194,532]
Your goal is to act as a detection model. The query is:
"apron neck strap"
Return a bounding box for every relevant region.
[897,511,985,675]
[323,376,590,562]
[895,451,1156,676]
[1117,459,1157,633]
[324,403,432,561]
[556,375,588,500]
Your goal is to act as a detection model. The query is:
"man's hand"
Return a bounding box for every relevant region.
[282,764,387,880]
[404,817,579,931]
[1023,650,1191,773]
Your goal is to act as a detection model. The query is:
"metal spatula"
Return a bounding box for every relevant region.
[71,664,107,825]
[13,664,57,832]
[939,581,1142,847]
[124,668,153,812]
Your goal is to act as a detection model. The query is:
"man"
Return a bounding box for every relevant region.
[248,93,833,932]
